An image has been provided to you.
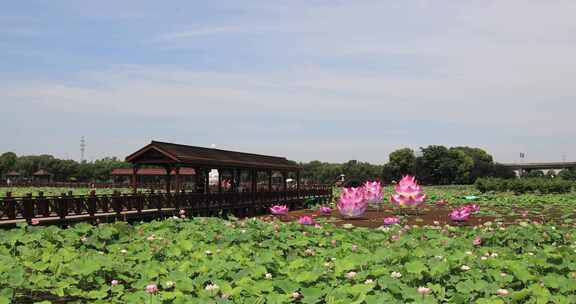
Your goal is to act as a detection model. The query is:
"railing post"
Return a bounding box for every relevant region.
[5,192,16,220]
[23,193,34,224]
[57,192,68,220]
[88,190,97,217]
[38,191,49,217]
[112,191,122,215]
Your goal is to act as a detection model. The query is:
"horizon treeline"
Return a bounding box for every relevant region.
[2,146,575,185]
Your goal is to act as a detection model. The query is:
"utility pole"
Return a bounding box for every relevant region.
[80,136,86,163]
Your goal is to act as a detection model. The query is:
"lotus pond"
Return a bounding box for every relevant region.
[1,185,575,303]
[1,215,576,303]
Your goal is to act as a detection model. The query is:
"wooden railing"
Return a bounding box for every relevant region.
[0,189,332,225]
[0,181,165,189]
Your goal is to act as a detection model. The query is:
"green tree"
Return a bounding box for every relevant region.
[0,152,17,176]
[558,168,576,180]
[382,148,416,182]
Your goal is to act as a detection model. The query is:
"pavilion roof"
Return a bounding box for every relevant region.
[111,168,196,176]
[126,141,300,170]
[33,169,52,176]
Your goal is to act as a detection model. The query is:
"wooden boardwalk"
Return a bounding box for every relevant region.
[0,189,331,226]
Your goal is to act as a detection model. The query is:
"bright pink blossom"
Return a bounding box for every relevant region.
[383,216,400,226]
[319,206,332,214]
[390,176,426,208]
[473,236,482,246]
[417,287,431,295]
[270,205,289,215]
[111,280,119,286]
[337,187,368,218]
[450,207,471,222]
[145,284,158,294]
[363,181,384,203]
[31,218,40,225]
[298,216,315,225]
[462,204,480,214]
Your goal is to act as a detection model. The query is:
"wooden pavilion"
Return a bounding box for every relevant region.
[32,169,52,183]
[125,141,301,194]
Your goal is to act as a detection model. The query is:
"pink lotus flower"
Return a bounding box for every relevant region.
[111,280,119,286]
[31,218,40,225]
[145,283,158,294]
[319,206,332,214]
[270,205,289,215]
[383,216,400,226]
[417,287,431,295]
[462,204,480,214]
[337,187,368,218]
[363,181,384,203]
[450,207,471,222]
[473,236,482,246]
[298,216,315,225]
[390,176,426,208]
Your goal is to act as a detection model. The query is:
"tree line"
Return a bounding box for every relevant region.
[0,152,130,182]
[299,145,517,185]
[2,147,574,185]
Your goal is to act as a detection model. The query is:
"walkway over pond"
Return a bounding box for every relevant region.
[0,141,331,226]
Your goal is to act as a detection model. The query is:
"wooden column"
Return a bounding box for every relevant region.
[282,171,287,191]
[296,170,301,192]
[131,164,139,193]
[231,169,237,192]
[174,165,181,193]
[164,165,172,193]
[251,169,257,193]
[218,169,223,193]
[204,168,210,193]
[282,171,288,205]
[194,167,201,193]
[268,169,273,192]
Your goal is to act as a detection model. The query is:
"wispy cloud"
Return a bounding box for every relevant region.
[1,0,576,163]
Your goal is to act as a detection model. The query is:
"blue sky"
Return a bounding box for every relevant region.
[1,0,575,163]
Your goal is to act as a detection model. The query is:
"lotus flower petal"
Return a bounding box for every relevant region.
[337,187,368,218]
[390,176,426,208]
[383,216,400,225]
[450,207,471,222]
[270,205,289,215]
[298,216,315,225]
[363,181,384,203]
[462,204,480,214]
[319,206,332,214]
